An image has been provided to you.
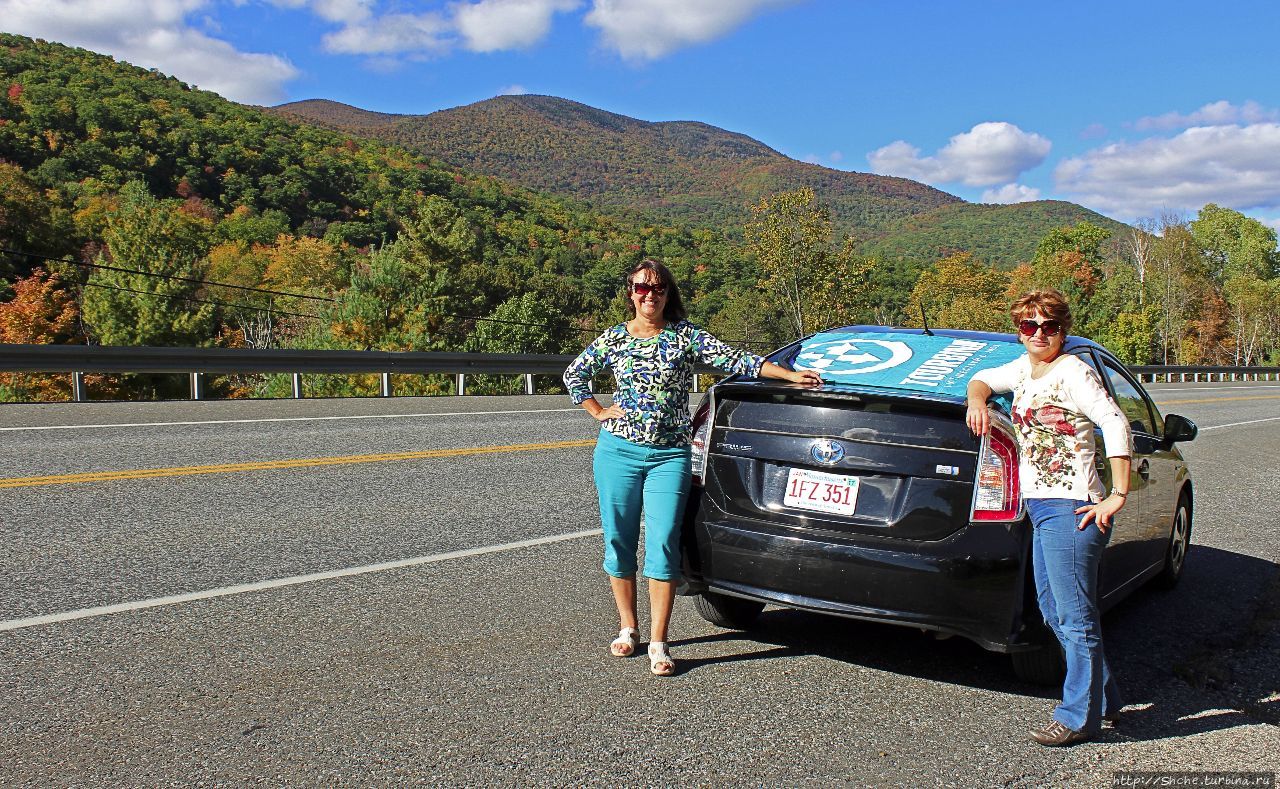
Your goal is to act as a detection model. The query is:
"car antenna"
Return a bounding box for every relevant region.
[920,304,934,336]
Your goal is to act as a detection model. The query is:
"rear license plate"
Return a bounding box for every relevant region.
[783,468,860,516]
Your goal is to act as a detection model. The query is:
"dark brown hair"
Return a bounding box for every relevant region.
[1010,288,1073,335]
[627,259,687,322]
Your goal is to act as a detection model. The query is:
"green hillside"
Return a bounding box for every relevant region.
[271,95,962,239]
[860,201,1132,268]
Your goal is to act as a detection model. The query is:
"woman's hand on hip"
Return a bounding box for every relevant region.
[593,404,625,422]
[1075,495,1125,533]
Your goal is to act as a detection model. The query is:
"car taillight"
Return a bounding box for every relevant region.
[690,398,713,485]
[971,424,1021,522]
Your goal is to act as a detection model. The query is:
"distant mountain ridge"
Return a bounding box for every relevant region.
[271,95,960,236]
[271,95,1129,266]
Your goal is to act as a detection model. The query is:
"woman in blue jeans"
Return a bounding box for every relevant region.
[564,259,819,676]
[965,288,1133,746]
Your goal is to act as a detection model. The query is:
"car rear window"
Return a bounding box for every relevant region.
[773,330,1025,405]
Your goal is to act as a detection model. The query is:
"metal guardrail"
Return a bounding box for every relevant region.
[0,343,726,401]
[0,344,1275,402]
[1130,365,1280,384]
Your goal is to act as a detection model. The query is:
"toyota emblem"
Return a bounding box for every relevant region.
[810,439,845,465]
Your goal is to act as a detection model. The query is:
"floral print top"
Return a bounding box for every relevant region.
[563,320,765,448]
[972,354,1132,502]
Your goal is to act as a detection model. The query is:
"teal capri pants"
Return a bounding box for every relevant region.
[592,428,692,581]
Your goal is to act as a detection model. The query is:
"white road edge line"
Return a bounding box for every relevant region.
[0,408,582,432]
[1199,416,1280,431]
[0,529,603,633]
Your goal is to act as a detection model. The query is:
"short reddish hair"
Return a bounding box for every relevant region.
[1010,288,1073,335]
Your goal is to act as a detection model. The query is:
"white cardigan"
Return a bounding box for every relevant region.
[973,354,1133,502]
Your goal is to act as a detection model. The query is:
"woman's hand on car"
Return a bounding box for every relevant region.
[788,369,823,387]
[965,400,990,436]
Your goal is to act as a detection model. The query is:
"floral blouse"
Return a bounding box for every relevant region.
[972,354,1132,502]
[563,320,765,448]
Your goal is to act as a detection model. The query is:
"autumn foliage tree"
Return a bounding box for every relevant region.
[0,267,80,400]
[745,187,872,337]
[904,252,1010,332]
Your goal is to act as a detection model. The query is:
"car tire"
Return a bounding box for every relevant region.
[1155,493,1192,589]
[693,591,765,629]
[1011,639,1066,685]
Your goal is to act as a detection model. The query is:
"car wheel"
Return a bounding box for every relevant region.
[1010,640,1066,685]
[693,591,765,629]
[1156,493,1192,588]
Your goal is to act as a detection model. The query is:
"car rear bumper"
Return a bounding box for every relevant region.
[681,496,1041,652]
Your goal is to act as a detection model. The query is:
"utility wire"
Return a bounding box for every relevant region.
[79,280,324,320]
[2,247,335,302]
[4,246,772,348]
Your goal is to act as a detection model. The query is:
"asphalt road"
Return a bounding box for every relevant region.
[0,383,1277,785]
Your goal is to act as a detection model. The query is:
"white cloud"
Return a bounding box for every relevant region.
[453,0,581,52]
[867,122,1052,187]
[498,83,529,95]
[584,0,799,60]
[262,0,373,23]
[1055,123,1280,218]
[322,11,452,55]
[982,183,1041,204]
[0,0,298,103]
[1134,100,1279,132]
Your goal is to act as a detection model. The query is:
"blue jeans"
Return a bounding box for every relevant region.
[1026,497,1122,733]
[593,429,692,581]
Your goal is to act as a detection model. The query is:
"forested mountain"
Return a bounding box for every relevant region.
[271,95,959,237]
[272,95,1124,265]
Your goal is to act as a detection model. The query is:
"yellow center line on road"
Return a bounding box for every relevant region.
[0,439,596,489]
[1156,394,1280,405]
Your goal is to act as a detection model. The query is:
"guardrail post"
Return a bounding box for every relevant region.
[292,373,303,399]
[524,374,534,395]
[380,372,392,397]
[190,372,205,400]
[456,373,466,396]
[72,372,85,402]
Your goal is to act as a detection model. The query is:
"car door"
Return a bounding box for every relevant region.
[1091,352,1168,591]
[1120,368,1185,573]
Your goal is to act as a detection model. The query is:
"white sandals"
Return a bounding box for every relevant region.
[609,627,639,657]
[648,641,675,676]
[609,629,676,676]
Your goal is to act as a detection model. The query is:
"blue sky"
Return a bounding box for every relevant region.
[5,0,1280,230]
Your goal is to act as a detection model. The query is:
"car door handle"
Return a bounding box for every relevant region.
[1137,459,1150,480]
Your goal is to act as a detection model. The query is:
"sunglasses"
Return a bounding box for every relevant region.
[631,281,667,296]
[1018,318,1063,337]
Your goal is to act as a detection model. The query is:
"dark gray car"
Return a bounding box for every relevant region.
[680,327,1197,682]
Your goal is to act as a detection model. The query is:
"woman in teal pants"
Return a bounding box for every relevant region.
[564,259,819,676]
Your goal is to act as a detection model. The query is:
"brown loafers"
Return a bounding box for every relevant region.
[1030,720,1093,747]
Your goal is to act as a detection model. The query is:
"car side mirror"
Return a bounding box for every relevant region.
[1163,413,1198,444]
